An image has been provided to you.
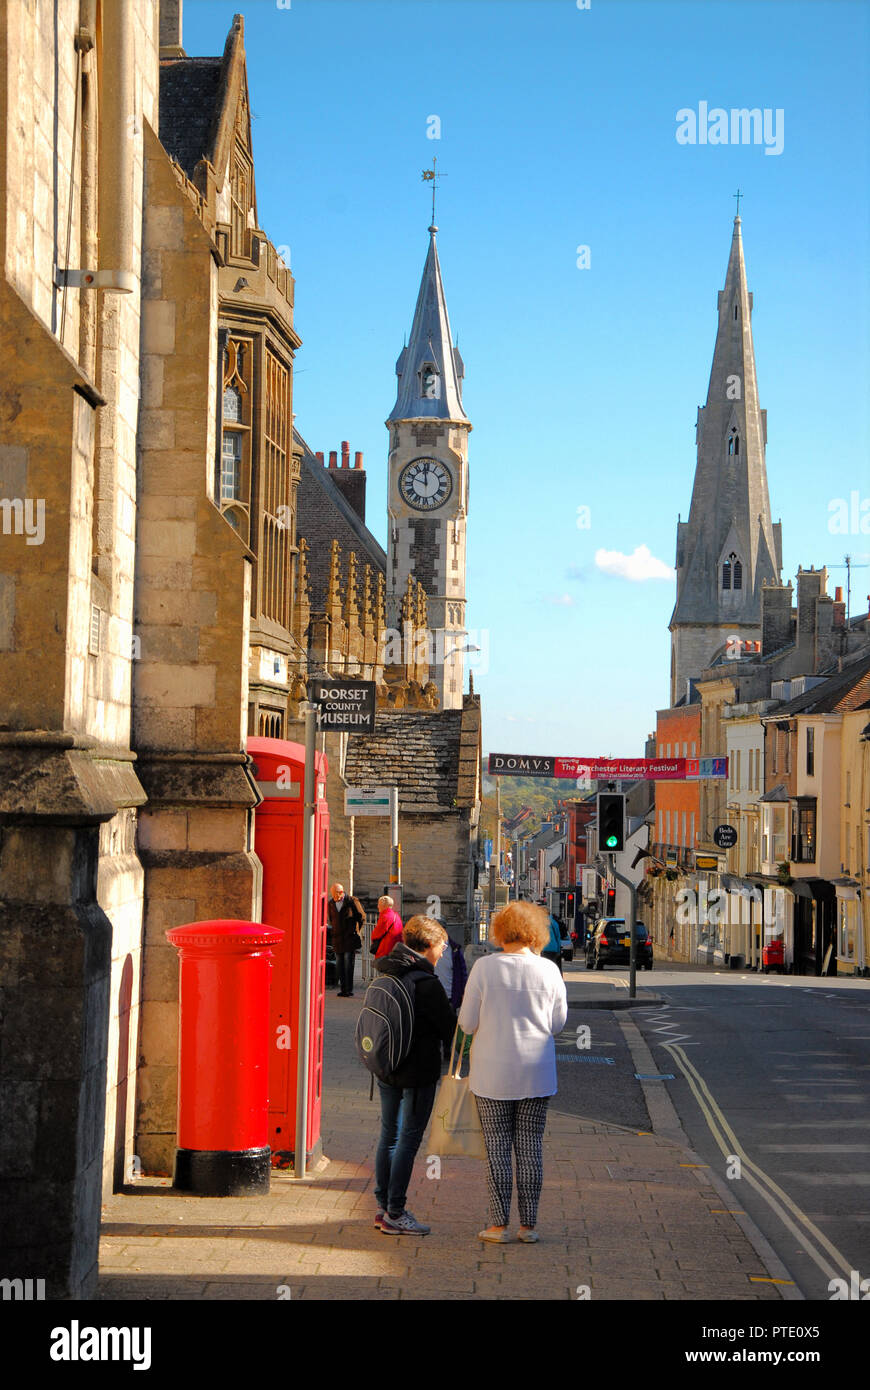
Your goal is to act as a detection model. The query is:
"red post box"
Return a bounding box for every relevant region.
[165,920,284,1196]
[247,737,330,1166]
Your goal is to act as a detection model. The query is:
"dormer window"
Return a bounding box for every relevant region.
[419,362,440,400]
[722,552,742,591]
[728,429,739,456]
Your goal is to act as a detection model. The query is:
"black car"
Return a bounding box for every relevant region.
[586,918,653,971]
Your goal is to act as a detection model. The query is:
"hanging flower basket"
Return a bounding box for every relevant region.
[664,867,679,882]
[776,861,793,885]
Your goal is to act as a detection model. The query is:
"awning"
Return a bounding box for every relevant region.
[722,874,759,897]
[788,878,837,903]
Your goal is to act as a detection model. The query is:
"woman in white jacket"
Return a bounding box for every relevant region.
[458,900,568,1243]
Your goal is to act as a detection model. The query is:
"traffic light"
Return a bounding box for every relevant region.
[598,792,626,853]
[605,887,616,915]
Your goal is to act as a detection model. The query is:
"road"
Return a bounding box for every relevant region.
[561,960,870,1301]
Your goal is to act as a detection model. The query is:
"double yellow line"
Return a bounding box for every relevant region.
[664,1042,854,1284]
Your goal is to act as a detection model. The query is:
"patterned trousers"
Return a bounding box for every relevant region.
[474,1095,549,1228]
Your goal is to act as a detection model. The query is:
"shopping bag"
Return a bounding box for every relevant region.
[427,1027,487,1159]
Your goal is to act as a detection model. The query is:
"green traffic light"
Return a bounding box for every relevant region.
[605,834,618,848]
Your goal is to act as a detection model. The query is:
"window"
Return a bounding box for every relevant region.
[665,811,671,844]
[791,800,816,863]
[728,429,740,455]
[682,812,687,846]
[735,749,741,789]
[733,558,742,589]
[230,147,253,257]
[258,710,284,739]
[260,346,293,629]
[220,336,251,522]
[690,812,695,847]
[806,726,815,777]
[419,362,440,400]
[221,431,242,500]
[773,805,787,863]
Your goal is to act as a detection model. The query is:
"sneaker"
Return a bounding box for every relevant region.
[380,1210,430,1235]
[374,1209,386,1229]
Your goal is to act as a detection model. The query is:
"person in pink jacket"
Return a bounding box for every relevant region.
[372,895,404,958]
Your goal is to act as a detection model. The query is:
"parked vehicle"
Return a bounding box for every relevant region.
[559,921,574,963]
[762,936,785,974]
[586,918,654,971]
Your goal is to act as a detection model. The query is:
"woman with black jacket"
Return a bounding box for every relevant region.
[373,916,457,1236]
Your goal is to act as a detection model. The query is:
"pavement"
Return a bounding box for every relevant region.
[98,961,796,1301]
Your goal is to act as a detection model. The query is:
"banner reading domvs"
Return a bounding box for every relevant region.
[308,679,377,732]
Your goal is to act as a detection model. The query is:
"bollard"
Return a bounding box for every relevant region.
[166,919,285,1196]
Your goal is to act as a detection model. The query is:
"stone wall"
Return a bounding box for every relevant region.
[352,810,476,940]
[133,124,262,1176]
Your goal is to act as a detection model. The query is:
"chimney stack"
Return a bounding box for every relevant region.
[315,451,324,464]
[159,0,185,56]
[324,441,367,523]
[761,581,794,657]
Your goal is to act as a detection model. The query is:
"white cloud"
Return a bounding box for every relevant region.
[545,593,576,606]
[594,544,675,582]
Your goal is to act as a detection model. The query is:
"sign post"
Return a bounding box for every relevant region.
[609,856,639,1000]
[293,699,320,1180]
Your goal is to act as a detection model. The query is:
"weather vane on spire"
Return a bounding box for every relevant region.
[733,188,743,217]
[422,156,446,225]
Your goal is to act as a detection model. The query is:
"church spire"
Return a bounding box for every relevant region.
[387,225,468,423]
[669,216,782,703]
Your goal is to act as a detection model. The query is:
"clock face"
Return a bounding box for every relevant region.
[398,457,453,512]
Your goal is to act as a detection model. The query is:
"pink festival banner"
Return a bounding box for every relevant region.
[553,757,727,781]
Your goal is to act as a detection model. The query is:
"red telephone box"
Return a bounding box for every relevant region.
[247,737,330,1166]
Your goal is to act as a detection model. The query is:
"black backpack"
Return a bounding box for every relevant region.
[354,970,428,1084]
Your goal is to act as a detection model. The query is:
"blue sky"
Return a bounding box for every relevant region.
[185,0,870,756]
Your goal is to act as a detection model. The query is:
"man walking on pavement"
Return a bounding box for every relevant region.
[328,882,366,997]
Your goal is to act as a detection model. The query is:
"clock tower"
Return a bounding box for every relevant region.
[386,223,471,710]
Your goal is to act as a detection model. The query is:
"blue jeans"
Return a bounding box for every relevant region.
[374,1081,437,1217]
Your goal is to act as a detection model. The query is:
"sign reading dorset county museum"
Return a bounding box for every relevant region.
[309,679,376,732]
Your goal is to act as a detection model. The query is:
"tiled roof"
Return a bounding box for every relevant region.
[344,710,463,813]
[766,653,870,717]
[159,58,223,179]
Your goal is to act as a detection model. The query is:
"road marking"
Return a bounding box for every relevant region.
[777,1174,870,1185]
[760,1144,870,1153]
[663,1041,856,1284]
[783,1096,864,1103]
[749,1276,796,1285]
[764,1120,870,1129]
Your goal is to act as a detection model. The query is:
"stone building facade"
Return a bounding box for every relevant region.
[0,2,481,1297]
[0,0,159,1301]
